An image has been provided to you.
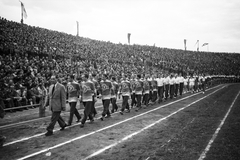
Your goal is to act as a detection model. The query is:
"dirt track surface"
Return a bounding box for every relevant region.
[0,84,240,160]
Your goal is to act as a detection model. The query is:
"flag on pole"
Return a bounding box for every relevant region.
[195,40,199,51]
[127,33,131,44]
[20,1,27,19]
[202,43,209,47]
[184,39,187,50]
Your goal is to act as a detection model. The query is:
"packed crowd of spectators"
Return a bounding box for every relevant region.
[1,16,240,109]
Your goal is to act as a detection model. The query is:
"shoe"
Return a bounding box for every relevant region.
[111,110,114,113]
[89,119,94,124]
[120,111,123,115]
[60,124,67,131]
[125,109,130,113]
[105,115,111,118]
[80,124,84,128]
[100,117,104,121]
[135,108,139,112]
[76,118,81,123]
[45,131,53,136]
[67,123,71,126]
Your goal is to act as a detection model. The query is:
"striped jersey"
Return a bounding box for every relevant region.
[67,81,80,102]
[92,78,99,96]
[151,79,158,91]
[143,80,150,94]
[81,80,95,102]
[100,80,112,100]
[120,80,131,96]
[111,81,119,98]
[135,79,143,95]
[130,79,136,94]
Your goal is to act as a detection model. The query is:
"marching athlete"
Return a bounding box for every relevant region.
[156,73,164,103]
[79,74,95,128]
[111,76,119,113]
[66,75,81,126]
[119,75,131,115]
[142,75,150,107]
[151,75,158,103]
[99,74,112,121]
[135,74,143,112]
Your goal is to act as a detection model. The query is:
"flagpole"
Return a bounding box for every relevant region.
[197,40,199,51]
[76,21,79,37]
[20,1,23,24]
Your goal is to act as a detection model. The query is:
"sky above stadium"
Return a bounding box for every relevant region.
[0,0,240,53]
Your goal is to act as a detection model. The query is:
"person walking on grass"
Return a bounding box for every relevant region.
[111,76,119,113]
[135,74,143,112]
[44,75,67,136]
[119,75,131,115]
[99,74,112,121]
[79,74,95,128]
[66,74,81,126]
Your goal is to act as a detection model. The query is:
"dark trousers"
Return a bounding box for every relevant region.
[81,101,93,124]
[165,84,169,99]
[91,96,97,115]
[152,91,157,102]
[102,99,111,117]
[111,98,118,112]
[158,86,164,102]
[202,82,206,92]
[149,91,152,102]
[175,84,179,97]
[170,85,174,99]
[135,94,142,109]
[68,102,81,125]
[143,94,149,106]
[131,93,137,107]
[179,83,184,95]
[121,96,129,112]
[47,111,66,132]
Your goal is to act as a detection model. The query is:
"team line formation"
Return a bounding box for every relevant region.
[43,72,215,136]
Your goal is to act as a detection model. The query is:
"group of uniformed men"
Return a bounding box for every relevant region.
[65,72,207,129]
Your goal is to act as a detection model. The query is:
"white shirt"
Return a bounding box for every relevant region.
[175,77,180,84]
[156,78,164,86]
[184,78,188,85]
[179,76,184,83]
[164,77,170,85]
[169,78,175,85]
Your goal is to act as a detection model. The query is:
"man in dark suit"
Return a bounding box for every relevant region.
[44,75,67,136]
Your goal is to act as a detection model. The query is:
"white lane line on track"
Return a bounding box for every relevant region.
[4,85,221,147]
[82,85,224,160]
[198,90,240,160]
[0,101,123,130]
[17,85,225,160]
[3,85,221,147]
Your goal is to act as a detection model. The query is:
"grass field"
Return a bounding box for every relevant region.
[0,84,239,160]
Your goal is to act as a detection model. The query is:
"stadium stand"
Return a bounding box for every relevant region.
[0,17,240,110]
